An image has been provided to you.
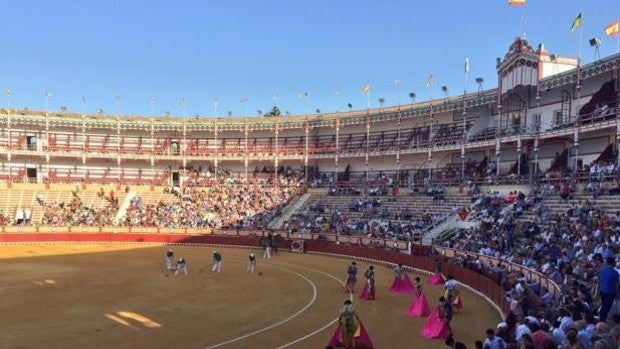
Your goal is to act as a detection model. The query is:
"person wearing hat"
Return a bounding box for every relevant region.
[174,257,188,276]
[597,256,620,322]
[327,300,374,348]
[444,275,459,306]
[211,250,222,272]
[342,262,358,294]
[165,249,174,273]
[247,253,256,273]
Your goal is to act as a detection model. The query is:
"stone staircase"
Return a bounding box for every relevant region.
[423,212,480,245]
[299,194,472,225]
[539,193,620,217]
[113,191,136,226]
[268,192,312,229]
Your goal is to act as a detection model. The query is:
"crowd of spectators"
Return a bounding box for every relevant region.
[40,174,303,229]
[284,193,448,242]
[42,187,118,226]
[440,182,620,348]
[124,176,301,229]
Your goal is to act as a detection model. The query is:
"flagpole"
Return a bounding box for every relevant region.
[425,74,434,183]
[579,10,583,63]
[462,58,469,186]
[521,1,528,39]
[575,14,583,175]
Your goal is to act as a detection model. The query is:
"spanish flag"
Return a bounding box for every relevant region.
[605,20,619,37]
[361,85,371,94]
[508,0,525,5]
[570,12,582,32]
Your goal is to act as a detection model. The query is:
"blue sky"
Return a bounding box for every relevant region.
[0,0,617,117]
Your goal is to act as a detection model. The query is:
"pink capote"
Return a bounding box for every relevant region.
[420,306,451,339]
[453,295,463,310]
[327,322,374,348]
[427,272,445,285]
[389,274,415,294]
[406,292,431,317]
[359,283,375,300]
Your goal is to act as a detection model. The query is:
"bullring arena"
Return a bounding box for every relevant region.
[0,233,501,348]
[2,1,620,348]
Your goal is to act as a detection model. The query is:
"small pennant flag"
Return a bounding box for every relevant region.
[464,57,470,74]
[425,74,434,87]
[394,79,402,86]
[362,85,371,94]
[508,0,525,5]
[5,87,11,96]
[298,92,308,98]
[605,20,619,37]
[570,12,582,32]
[239,97,248,103]
[179,97,185,106]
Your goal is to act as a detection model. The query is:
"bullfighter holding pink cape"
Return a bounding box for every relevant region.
[389,263,414,294]
[327,300,374,348]
[359,266,376,300]
[406,277,430,317]
[420,297,452,340]
[428,258,445,285]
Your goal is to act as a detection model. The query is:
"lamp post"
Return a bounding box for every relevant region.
[115,96,121,116]
[44,91,52,111]
[240,97,248,117]
[80,95,86,114]
[150,96,156,116]
[5,87,11,109]
[179,97,186,117]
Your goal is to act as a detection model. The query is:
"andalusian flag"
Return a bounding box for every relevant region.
[508,0,525,5]
[362,85,371,94]
[425,74,434,87]
[605,20,619,37]
[570,12,582,32]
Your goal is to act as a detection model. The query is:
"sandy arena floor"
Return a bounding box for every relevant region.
[0,244,501,348]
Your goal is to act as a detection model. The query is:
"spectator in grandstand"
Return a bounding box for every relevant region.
[444,335,467,349]
[597,256,620,323]
[482,328,507,349]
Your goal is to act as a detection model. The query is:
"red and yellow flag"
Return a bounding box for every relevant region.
[508,0,525,5]
[605,20,619,37]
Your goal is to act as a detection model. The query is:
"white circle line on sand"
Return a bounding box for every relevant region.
[203,269,318,349]
[269,261,345,349]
